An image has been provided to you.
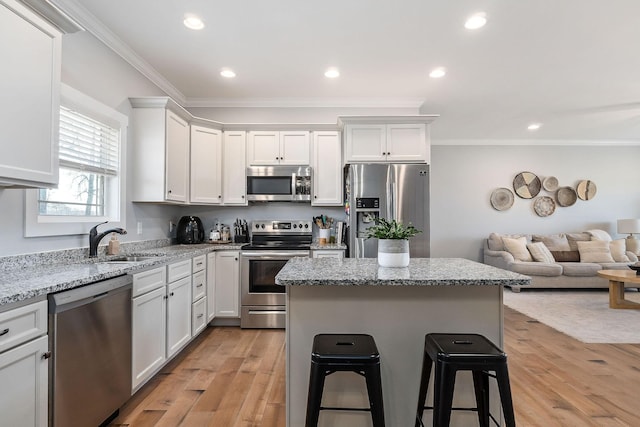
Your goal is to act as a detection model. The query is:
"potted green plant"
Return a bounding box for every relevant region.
[366,218,422,267]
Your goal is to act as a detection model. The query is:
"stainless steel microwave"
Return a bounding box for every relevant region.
[246,166,312,202]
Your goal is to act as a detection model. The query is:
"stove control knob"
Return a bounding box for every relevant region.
[293,224,297,229]
[304,223,309,229]
[261,224,265,229]
[255,224,260,229]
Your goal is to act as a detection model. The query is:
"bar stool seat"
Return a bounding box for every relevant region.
[305,334,385,427]
[415,333,516,427]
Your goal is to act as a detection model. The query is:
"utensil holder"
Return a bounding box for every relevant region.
[318,228,330,245]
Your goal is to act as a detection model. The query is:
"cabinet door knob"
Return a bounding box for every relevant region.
[235,257,238,261]
[42,351,52,360]
[0,328,8,336]
[218,195,222,198]
[170,292,175,296]
[314,195,317,199]
[167,190,172,194]
[241,195,245,199]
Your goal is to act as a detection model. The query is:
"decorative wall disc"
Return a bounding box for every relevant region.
[513,172,541,199]
[576,180,597,200]
[490,188,515,211]
[533,196,556,217]
[542,176,559,192]
[556,186,577,207]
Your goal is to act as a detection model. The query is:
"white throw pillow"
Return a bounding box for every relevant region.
[577,240,614,263]
[502,237,533,262]
[587,229,613,242]
[527,242,555,263]
[609,239,631,263]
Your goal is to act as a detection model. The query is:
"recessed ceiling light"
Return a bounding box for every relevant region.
[220,69,236,78]
[324,68,340,78]
[527,123,542,131]
[183,15,204,30]
[465,12,487,30]
[429,67,446,78]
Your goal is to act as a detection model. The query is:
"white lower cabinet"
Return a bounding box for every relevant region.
[166,276,192,358]
[191,297,207,336]
[0,335,48,427]
[0,299,49,427]
[311,249,345,258]
[214,251,240,317]
[131,285,166,390]
[206,252,216,322]
[132,258,194,391]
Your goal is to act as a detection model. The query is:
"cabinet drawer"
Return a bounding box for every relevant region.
[132,266,166,297]
[167,259,192,283]
[192,270,206,302]
[192,297,207,336]
[0,300,47,353]
[192,255,206,273]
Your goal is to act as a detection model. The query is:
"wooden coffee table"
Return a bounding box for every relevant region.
[597,270,640,309]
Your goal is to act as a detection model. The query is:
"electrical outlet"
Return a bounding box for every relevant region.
[137,222,143,235]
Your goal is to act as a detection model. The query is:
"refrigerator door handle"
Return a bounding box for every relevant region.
[386,165,394,220]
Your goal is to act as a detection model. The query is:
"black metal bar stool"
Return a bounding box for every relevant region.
[415,333,516,427]
[305,334,385,427]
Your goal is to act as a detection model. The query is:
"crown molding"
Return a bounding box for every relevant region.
[431,139,640,146]
[51,0,186,104]
[184,97,426,109]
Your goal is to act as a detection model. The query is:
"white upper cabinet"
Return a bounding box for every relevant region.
[311,131,342,206]
[0,0,61,188]
[247,131,310,165]
[222,131,247,205]
[165,111,190,202]
[190,124,222,204]
[130,98,192,203]
[341,116,436,164]
[386,124,427,162]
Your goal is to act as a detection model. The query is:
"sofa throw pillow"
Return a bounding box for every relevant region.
[532,234,571,251]
[526,242,555,263]
[502,237,533,262]
[566,232,592,251]
[577,240,615,263]
[609,239,631,262]
[488,233,529,251]
[550,250,580,262]
[587,229,613,242]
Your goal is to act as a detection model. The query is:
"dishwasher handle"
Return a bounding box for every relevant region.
[49,274,132,313]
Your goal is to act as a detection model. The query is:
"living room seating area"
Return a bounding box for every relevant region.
[483,230,639,292]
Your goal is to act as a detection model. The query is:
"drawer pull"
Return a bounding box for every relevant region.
[197,314,204,319]
[196,283,203,288]
[0,328,9,336]
[42,351,52,360]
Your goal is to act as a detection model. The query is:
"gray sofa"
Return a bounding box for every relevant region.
[483,232,639,292]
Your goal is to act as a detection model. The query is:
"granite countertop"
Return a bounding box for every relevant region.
[0,243,243,308]
[276,257,531,287]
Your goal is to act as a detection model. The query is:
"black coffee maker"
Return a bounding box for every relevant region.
[176,216,205,244]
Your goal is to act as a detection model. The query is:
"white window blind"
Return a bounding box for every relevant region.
[59,106,119,175]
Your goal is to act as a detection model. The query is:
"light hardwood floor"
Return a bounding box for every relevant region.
[109,307,640,427]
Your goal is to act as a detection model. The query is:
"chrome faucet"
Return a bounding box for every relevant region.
[89,221,127,257]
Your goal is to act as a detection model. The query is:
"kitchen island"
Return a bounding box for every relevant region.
[276,257,529,427]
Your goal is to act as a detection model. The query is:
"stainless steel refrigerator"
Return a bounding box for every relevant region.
[345,163,430,258]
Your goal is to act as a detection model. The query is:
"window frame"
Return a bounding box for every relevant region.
[25,84,128,237]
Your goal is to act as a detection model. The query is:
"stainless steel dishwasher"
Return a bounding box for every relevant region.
[49,274,132,427]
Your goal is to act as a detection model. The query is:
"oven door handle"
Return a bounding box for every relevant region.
[241,251,309,257]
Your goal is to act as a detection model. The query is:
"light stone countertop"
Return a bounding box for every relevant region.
[276,257,531,286]
[0,243,243,308]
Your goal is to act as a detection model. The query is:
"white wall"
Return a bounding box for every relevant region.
[430,144,640,261]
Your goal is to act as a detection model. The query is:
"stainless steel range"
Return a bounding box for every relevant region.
[240,220,312,328]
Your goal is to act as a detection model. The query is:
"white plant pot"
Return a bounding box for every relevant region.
[377,239,410,267]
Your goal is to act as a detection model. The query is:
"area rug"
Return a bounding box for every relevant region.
[503,289,640,344]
